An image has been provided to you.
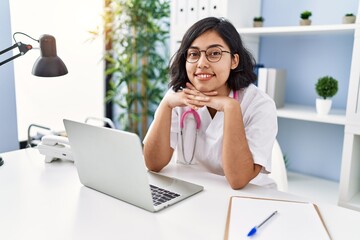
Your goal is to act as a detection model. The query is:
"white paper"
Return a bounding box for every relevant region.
[227,197,330,240]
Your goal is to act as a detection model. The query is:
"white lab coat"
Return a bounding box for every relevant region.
[168,84,278,188]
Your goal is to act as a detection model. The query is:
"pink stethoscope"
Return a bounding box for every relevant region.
[179,90,238,164]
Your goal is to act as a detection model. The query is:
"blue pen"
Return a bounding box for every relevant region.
[247,210,278,237]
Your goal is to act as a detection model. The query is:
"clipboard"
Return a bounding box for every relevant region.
[224,196,332,240]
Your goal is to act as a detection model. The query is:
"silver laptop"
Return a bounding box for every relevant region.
[63,119,203,212]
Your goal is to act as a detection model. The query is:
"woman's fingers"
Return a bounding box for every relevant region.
[181,82,221,110]
[182,88,215,100]
[184,95,210,110]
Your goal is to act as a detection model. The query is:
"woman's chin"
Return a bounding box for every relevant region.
[192,84,212,92]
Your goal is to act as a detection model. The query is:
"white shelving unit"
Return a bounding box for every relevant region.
[170,1,360,211]
[287,171,339,205]
[338,2,360,211]
[237,24,357,36]
[276,104,346,125]
[237,23,354,127]
[237,16,360,211]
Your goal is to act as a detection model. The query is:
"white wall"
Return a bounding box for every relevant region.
[9,0,105,140]
[0,0,19,153]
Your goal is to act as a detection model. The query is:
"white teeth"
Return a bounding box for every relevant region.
[197,74,211,78]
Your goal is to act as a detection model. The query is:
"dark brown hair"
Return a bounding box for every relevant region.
[169,17,256,91]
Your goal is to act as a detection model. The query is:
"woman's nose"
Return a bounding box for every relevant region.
[197,52,209,68]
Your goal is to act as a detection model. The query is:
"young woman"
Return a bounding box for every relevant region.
[143,17,277,189]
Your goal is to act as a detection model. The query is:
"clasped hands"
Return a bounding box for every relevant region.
[166,82,235,112]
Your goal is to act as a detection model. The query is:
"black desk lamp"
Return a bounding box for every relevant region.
[0,32,68,77]
[0,32,68,167]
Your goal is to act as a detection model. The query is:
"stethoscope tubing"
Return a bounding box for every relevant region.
[179,90,238,164]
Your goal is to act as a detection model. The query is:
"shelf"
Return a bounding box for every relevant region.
[339,192,360,211]
[287,171,339,205]
[237,24,358,36]
[277,104,346,125]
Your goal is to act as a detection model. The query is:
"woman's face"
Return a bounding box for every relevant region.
[185,30,239,96]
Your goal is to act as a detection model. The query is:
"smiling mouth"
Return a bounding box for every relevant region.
[195,73,214,80]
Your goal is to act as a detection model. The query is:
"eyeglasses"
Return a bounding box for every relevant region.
[185,46,232,63]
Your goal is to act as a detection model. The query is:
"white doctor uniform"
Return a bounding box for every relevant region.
[167,84,278,188]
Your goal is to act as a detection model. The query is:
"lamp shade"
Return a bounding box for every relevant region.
[32,34,68,77]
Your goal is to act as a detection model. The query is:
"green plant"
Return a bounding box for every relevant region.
[99,0,170,139]
[253,16,264,22]
[283,154,289,169]
[300,10,312,20]
[345,13,355,17]
[315,76,338,99]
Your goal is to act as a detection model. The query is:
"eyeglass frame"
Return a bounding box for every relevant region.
[184,46,233,63]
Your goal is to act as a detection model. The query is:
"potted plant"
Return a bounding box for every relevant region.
[315,76,338,115]
[300,10,312,26]
[343,13,356,24]
[96,0,170,140]
[253,16,264,27]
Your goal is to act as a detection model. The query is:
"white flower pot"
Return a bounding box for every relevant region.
[300,19,311,26]
[316,98,332,115]
[342,16,356,24]
[253,21,263,27]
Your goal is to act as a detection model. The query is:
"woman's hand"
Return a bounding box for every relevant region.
[183,82,237,112]
[181,82,218,110]
[164,82,217,110]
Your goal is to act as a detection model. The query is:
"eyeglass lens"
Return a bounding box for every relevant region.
[186,47,229,63]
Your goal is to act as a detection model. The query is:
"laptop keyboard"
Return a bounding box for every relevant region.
[150,185,180,206]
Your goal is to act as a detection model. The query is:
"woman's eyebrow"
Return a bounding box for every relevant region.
[188,46,200,49]
[208,44,225,48]
[188,44,225,49]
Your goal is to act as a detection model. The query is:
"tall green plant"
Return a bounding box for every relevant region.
[104,0,170,139]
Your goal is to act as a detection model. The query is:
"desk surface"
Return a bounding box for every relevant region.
[1,148,360,240]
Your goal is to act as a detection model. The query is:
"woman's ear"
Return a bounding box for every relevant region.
[231,53,240,70]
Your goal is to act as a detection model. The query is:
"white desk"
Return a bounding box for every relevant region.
[1,148,360,240]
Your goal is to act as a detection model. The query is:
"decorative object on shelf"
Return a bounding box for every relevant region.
[257,68,286,108]
[300,10,312,26]
[342,13,356,24]
[315,76,338,115]
[253,16,264,27]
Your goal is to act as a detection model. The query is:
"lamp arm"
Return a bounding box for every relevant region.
[0,43,18,55]
[0,42,33,66]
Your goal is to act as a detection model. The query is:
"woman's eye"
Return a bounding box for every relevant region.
[210,51,221,56]
[189,52,199,57]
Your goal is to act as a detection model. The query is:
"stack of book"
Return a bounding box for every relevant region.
[257,68,286,108]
